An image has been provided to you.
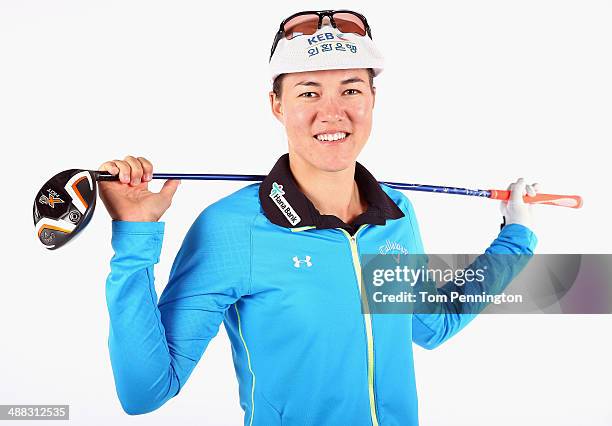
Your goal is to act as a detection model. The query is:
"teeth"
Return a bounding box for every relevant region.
[316,132,347,142]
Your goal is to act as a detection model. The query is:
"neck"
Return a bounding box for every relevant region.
[288,153,368,224]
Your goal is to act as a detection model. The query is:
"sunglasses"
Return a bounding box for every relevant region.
[269,9,373,62]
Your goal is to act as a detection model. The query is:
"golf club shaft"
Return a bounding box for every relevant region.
[97,172,267,182]
[93,171,583,208]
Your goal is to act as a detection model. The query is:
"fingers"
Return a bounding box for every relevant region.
[104,160,130,183]
[502,177,538,229]
[159,179,181,200]
[98,161,119,176]
[508,178,540,202]
[123,155,144,185]
[98,156,153,185]
[526,182,539,197]
[509,177,527,203]
[137,157,153,182]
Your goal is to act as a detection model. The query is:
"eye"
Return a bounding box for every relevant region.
[344,88,361,95]
[298,92,318,98]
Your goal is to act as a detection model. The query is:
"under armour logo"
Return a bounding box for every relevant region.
[293,256,312,268]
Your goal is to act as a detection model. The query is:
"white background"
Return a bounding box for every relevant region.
[1,1,611,425]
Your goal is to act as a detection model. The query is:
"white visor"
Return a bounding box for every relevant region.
[269,24,384,83]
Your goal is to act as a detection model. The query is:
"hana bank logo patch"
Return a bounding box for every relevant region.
[269,182,301,226]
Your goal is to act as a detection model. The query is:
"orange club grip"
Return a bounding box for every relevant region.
[488,190,583,209]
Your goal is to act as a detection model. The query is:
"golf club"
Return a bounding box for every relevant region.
[33,169,583,250]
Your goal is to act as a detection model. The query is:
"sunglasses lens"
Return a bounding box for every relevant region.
[283,14,320,39]
[333,12,367,36]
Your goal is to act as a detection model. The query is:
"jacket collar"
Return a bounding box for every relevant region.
[258,153,404,233]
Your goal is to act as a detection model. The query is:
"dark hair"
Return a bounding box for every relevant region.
[272,68,376,98]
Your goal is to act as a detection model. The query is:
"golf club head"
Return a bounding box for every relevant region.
[33,169,98,250]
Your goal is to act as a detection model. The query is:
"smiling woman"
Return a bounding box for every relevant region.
[268,68,377,197]
[101,8,541,426]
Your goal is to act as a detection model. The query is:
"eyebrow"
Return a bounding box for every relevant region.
[293,77,366,87]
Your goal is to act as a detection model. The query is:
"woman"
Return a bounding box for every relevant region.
[99,10,539,425]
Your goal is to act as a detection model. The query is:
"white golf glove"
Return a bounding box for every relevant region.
[499,177,540,232]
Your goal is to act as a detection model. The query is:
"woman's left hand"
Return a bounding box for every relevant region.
[500,177,540,231]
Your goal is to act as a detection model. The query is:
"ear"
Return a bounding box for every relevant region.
[371,86,376,110]
[269,91,284,123]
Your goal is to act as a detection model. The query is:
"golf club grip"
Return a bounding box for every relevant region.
[489,190,583,208]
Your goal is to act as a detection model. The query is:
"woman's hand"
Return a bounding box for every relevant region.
[97,155,181,222]
[500,177,540,231]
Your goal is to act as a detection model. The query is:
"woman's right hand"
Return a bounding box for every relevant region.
[98,156,181,222]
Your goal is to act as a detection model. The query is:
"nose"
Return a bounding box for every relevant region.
[317,95,346,123]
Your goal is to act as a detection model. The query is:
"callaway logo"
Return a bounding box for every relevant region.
[379,240,409,263]
[293,256,312,268]
[378,240,409,255]
[39,189,64,208]
[269,182,301,226]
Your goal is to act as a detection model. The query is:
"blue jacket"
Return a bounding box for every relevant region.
[105,155,537,425]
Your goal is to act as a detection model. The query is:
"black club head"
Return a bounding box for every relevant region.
[33,169,98,250]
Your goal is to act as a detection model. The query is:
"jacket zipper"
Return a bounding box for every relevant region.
[339,225,379,426]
